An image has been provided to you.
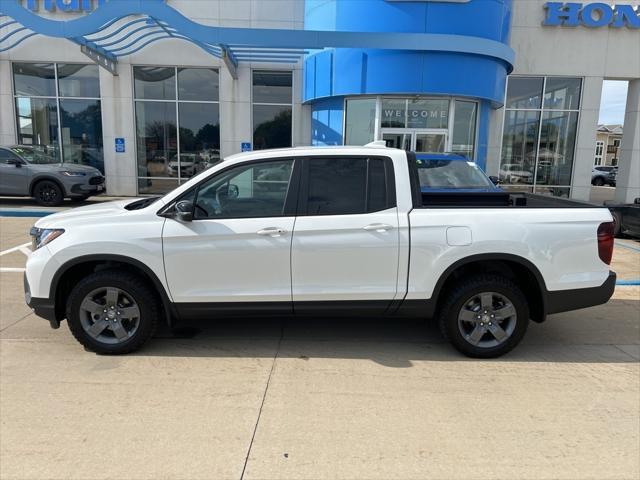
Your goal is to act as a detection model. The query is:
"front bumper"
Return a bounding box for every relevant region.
[69,183,105,196]
[545,271,617,315]
[24,273,59,329]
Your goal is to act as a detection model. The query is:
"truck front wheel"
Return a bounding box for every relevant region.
[66,270,158,354]
[438,274,529,358]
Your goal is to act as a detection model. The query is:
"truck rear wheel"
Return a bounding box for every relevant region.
[438,274,529,358]
[66,270,158,354]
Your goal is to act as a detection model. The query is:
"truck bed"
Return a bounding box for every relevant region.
[419,191,596,208]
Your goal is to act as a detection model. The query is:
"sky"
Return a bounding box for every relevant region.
[598,80,629,126]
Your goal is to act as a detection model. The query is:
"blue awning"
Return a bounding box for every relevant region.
[0,0,514,78]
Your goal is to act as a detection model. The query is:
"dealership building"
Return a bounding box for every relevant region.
[0,0,638,201]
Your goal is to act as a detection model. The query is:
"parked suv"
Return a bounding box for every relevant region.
[592,165,617,186]
[0,145,104,206]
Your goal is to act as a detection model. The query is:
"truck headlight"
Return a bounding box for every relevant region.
[30,227,65,250]
[60,171,86,177]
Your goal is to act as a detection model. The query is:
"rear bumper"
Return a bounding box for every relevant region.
[545,271,616,315]
[24,273,59,329]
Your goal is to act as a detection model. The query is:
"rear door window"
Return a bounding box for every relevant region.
[302,157,395,216]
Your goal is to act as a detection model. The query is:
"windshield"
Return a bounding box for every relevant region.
[417,159,495,190]
[11,146,61,165]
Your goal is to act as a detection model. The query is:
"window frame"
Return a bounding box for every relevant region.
[251,69,294,151]
[296,155,397,217]
[11,61,101,167]
[133,65,221,193]
[499,75,584,194]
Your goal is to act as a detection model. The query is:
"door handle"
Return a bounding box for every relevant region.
[363,223,393,232]
[257,227,287,237]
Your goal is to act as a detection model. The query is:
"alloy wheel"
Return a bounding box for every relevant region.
[457,291,517,349]
[79,287,141,344]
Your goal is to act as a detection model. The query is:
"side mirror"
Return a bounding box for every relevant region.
[174,200,194,222]
[489,175,500,185]
[7,159,22,168]
[634,198,640,205]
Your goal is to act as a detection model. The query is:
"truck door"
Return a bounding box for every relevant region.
[291,156,400,314]
[162,158,298,312]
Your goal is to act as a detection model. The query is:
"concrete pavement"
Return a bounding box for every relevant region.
[0,217,638,480]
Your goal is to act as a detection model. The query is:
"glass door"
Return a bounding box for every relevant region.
[414,131,447,153]
[382,130,411,150]
[381,129,447,153]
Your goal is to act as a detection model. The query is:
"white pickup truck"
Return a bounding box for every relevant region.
[25,145,616,357]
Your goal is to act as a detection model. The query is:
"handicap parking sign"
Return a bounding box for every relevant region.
[241,142,251,152]
[115,138,125,153]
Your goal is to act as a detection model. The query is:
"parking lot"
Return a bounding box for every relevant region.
[1,211,639,480]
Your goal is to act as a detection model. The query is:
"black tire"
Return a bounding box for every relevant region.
[33,180,64,206]
[611,211,622,237]
[66,269,159,354]
[592,177,605,187]
[437,274,529,358]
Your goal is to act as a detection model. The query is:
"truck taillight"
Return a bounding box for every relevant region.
[597,222,615,265]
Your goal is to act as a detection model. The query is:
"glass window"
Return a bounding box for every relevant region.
[367,158,389,213]
[253,105,292,150]
[344,98,376,145]
[407,99,449,129]
[194,160,294,219]
[135,66,221,193]
[178,68,219,102]
[500,110,539,185]
[134,67,176,100]
[306,157,367,216]
[12,62,103,172]
[452,100,477,156]
[135,101,177,179]
[0,148,20,162]
[58,64,100,98]
[59,99,104,173]
[543,77,581,110]
[381,99,406,128]
[252,71,292,104]
[12,63,56,97]
[178,103,220,179]
[15,97,60,155]
[252,71,292,151]
[506,77,544,109]
[417,159,494,190]
[303,157,392,216]
[535,111,578,186]
[10,145,59,164]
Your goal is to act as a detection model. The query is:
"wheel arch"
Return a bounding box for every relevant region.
[50,254,176,326]
[431,253,549,323]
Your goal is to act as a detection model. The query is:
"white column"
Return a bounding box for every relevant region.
[0,60,16,146]
[219,65,251,158]
[571,76,603,201]
[485,106,504,177]
[614,79,640,204]
[99,62,137,196]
